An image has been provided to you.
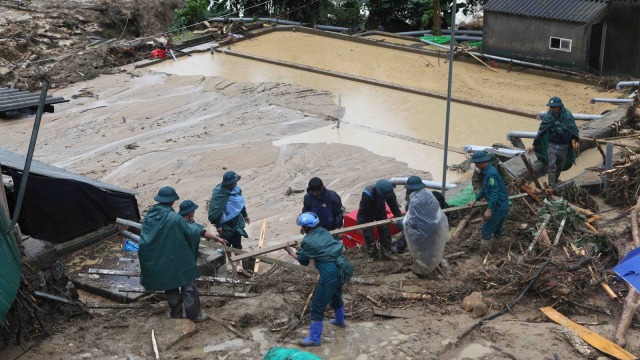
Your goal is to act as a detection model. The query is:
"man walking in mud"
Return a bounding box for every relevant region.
[467,152,509,253]
[208,171,251,273]
[138,187,228,321]
[528,96,580,190]
[357,179,403,260]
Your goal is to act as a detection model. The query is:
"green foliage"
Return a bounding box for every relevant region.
[171,0,214,32]
[537,198,587,231]
[574,234,611,255]
[319,0,365,28]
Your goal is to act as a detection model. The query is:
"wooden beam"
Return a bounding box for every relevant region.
[86,269,256,285]
[254,220,267,273]
[117,288,256,298]
[520,154,542,189]
[231,241,299,262]
[198,241,313,273]
[540,307,637,360]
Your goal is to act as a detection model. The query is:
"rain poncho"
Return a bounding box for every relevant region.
[208,184,248,239]
[402,190,449,275]
[138,204,204,291]
[533,107,580,171]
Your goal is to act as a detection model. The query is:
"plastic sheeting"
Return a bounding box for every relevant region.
[402,189,449,275]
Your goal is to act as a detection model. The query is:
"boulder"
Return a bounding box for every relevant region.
[461,292,483,312]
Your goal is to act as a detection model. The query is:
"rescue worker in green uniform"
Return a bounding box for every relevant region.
[471,153,512,195]
[139,187,228,321]
[285,212,353,347]
[208,171,251,273]
[527,96,580,190]
[467,152,509,253]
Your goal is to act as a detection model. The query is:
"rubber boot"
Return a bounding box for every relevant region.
[490,236,501,253]
[330,307,346,328]
[366,245,379,260]
[299,321,323,346]
[380,237,397,261]
[547,172,557,191]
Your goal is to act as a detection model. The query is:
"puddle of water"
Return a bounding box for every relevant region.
[190,338,245,355]
[457,343,493,359]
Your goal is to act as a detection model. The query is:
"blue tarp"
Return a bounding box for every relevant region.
[614,247,640,293]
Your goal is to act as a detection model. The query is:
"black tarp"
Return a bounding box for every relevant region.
[7,170,139,243]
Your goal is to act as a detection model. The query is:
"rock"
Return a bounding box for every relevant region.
[461,292,483,312]
[472,303,489,318]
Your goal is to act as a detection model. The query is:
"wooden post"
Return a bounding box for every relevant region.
[553,217,567,247]
[520,154,542,190]
[254,220,267,273]
[525,214,551,256]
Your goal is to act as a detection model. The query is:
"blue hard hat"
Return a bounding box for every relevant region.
[546,96,563,107]
[221,171,241,186]
[297,212,320,228]
[374,179,395,197]
[405,176,426,190]
[178,200,199,216]
[154,186,179,203]
[469,151,492,163]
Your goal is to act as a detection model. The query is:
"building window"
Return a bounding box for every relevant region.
[549,37,572,52]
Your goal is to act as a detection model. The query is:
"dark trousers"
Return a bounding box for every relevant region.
[310,262,344,322]
[363,224,392,249]
[165,280,201,320]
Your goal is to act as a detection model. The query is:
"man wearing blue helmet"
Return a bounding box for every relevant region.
[285,212,353,347]
[467,152,509,253]
[527,96,580,190]
[357,179,403,260]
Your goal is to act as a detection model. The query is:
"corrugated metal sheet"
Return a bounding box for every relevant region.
[0,148,136,195]
[0,86,68,113]
[483,0,609,24]
[0,203,21,322]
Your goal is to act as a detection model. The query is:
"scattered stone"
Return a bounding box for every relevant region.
[461,292,483,312]
[472,303,489,318]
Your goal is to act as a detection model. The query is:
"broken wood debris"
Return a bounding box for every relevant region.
[231,240,299,262]
[520,154,542,189]
[525,213,551,257]
[87,269,257,285]
[555,330,593,357]
[541,307,637,360]
[151,329,159,359]
[117,288,256,298]
[372,309,413,319]
[209,315,249,339]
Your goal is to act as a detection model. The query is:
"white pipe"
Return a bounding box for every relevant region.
[389,177,457,190]
[616,81,639,91]
[590,98,633,104]
[506,131,537,141]
[536,112,602,120]
[122,230,140,243]
[116,218,142,229]
[463,145,525,157]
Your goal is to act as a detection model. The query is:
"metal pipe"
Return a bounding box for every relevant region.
[590,98,633,104]
[536,112,602,120]
[441,0,457,199]
[420,39,448,50]
[396,29,482,36]
[604,142,613,190]
[396,30,432,36]
[615,81,639,91]
[463,145,525,158]
[442,29,483,35]
[6,79,49,235]
[506,131,537,141]
[449,35,482,41]
[122,230,140,243]
[315,24,349,32]
[389,177,457,190]
[116,218,142,229]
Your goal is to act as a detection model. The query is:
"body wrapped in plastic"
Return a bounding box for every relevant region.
[402,189,449,275]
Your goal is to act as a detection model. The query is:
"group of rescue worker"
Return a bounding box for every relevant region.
[136,96,579,347]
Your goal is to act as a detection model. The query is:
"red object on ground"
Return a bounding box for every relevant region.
[150,49,168,59]
[341,205,401,248]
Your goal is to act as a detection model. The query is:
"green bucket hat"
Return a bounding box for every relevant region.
[546,96,563,107]
[154,186,179,203]
[178,200,199,216]
[469,151,492,163]
[221,171,241,186]
[405,176,427,190]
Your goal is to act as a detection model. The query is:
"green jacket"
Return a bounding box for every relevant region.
[475,164,509,212]
[533,107,580,171]
[298,227,353,284]
[138,204,204,291]
[472,155,511,194]
[207,184,248,239]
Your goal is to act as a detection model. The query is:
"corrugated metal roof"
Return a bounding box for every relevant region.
[0,204,21,322]
[0,148,136,195]
[0,86,69,113]
[483,0,609,23]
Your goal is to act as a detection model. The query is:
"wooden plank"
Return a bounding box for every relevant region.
[198,241,313,273]
[34,290,75,305]
[520,154,542,189]
[86,269,257,285]
[231,241,299,262]
[540,307,637,360]
[117,288,256,298]
[526,214,551,256]
[520,185,542,203]
[553,217,567,246]
[254,220,267,273]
